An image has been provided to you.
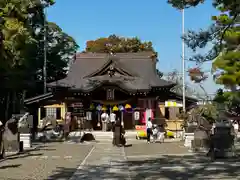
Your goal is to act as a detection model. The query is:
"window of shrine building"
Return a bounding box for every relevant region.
[40,107,61,119]
[46,107,56,118]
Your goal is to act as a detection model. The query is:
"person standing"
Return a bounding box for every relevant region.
[86,111,93,131]
[110,111,116,131]
[211,122,216,135]
[234,121,239,139]
[101,111,109,131]
[159,124,165,143]
[64,112,71,140]
[146,117,153,143]
[113,119,125,147]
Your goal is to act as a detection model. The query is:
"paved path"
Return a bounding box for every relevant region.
[0,140,240,179]
[68,141,240,180]
[69,144,130,180]
[0,142,93,180]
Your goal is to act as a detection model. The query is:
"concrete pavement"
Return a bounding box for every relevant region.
[0,140,240,179]
[0,142,93,180]
[69,144,130,180]
[68,141,240,180]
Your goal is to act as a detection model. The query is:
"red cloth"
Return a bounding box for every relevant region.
[140,110,154,125]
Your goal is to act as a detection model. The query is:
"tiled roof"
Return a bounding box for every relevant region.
[48,52,175,92]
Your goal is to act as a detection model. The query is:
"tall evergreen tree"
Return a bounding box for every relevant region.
[0,0,78,119]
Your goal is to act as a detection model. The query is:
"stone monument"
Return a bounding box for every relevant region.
[18,113,32,149]
[3,115,20,153]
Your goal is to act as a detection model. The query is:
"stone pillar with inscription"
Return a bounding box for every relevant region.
[18,113,32,149]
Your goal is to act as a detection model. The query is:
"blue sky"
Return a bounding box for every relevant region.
[47,0,221,95]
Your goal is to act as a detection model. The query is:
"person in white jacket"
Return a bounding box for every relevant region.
[101,111,109,131]
[110,112,116,130]
[146,118,153,143]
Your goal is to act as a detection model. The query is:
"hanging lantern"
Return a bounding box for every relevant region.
[96,105,102,111]
[89,103,95,110]
[112,105,119,111]
[125,104,131,109]
[118,105,124,111]
[101,106,107,111]
[134,111,140,120]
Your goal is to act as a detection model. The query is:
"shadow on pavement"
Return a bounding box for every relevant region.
[47,154,240,180]
[0,164,21,169]
[6,152,44,160]
[4,144,56,161]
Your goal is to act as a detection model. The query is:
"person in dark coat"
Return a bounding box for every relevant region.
[112,119,125,146]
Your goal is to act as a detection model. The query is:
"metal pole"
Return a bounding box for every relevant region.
[43,7,47,93]
[182,8,186,112]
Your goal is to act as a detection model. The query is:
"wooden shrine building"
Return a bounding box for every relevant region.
[24,52,197,131]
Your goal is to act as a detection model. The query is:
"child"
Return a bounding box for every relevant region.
[152,124,159,143]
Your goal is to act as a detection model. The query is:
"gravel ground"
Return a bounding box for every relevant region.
[0,142,93,180]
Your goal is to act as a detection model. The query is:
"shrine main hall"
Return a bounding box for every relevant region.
[25,52,197,131]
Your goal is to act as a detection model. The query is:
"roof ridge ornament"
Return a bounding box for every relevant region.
[108,64,115,77]
[149,52,158,61]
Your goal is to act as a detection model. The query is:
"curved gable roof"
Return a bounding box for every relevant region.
[48,52,175,91]
[84,55,134,78]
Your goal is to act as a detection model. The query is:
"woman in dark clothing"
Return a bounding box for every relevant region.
[112,120,116,146]
[113,119,125,146]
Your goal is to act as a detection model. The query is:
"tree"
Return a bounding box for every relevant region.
[164,69,196,97]
[213,88,240,118]
[85,34,155,53]
[187,67,210,100]
[167,0,240,71]
[27,21,78,87]
[0,0,78,120]
[167,0,239,63]
[168,0,240,99]
[212,23,240,91]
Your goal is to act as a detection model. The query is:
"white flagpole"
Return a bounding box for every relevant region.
[43,7,47,93]
[182,8,186,112]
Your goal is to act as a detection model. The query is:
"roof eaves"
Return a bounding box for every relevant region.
[24,93,54,104]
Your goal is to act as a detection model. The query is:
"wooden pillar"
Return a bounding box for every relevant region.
[158,102,165,117]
